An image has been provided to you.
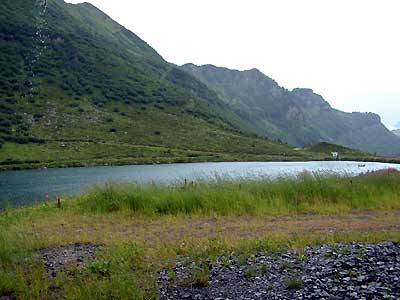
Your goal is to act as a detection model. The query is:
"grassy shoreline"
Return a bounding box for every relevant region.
[76,172,400,216]
[1,155,399,172]
[1,172,400,299]
[1,140,399,171]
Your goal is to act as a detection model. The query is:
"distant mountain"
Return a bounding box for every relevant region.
[0,0,298,167]
[393,130,400,137]
[181,64,400,155]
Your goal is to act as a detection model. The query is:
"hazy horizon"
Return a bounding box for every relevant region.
[66,0,400,130]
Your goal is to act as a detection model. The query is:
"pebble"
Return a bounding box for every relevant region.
[41,243,100,278]
[158,242,400,299]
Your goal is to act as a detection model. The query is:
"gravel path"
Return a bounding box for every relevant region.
[158,242,400,300]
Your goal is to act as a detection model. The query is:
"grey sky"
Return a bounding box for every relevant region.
[66,0,400,129]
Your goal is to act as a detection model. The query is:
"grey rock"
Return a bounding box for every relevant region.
[158,242,400,299]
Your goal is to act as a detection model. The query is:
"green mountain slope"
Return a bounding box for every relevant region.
[0,0,302,168]
[181,64,400,155]
[303,142,369,157]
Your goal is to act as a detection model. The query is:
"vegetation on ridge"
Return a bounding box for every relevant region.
[181,64,400,155]
[0,0,290,167]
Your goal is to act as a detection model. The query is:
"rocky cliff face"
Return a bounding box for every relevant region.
[181,64,400,155]
[291,88,331,111]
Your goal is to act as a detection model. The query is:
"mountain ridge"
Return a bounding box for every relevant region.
[181,63,400,155]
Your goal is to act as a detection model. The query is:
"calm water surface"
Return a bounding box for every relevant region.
[0,161,399,208]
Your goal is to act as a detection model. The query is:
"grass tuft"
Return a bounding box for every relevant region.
[285,276,303,290]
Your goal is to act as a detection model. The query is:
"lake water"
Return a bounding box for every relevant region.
[0,161,399,208]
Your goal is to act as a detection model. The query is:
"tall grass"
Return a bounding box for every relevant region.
[77,171,400,216]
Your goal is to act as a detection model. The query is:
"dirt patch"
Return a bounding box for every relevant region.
[41,242,101,278]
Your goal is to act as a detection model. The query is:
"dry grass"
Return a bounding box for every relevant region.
[19,210,400,248]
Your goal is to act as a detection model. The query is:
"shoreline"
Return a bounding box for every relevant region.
[1,156,399,172]
[1,161,399,211]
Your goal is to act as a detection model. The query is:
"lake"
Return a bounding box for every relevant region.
[0,161,399,208]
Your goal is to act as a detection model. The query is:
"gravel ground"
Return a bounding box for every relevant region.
[41,243,101,278]
[158,242,400,300]
[0,294,16,300]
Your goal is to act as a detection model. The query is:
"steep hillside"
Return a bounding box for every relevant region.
[0,0,304,169]
[394,130,400,137]
[181,64,400,155]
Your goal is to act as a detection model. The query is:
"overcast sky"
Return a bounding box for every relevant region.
[67,0,400,129]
